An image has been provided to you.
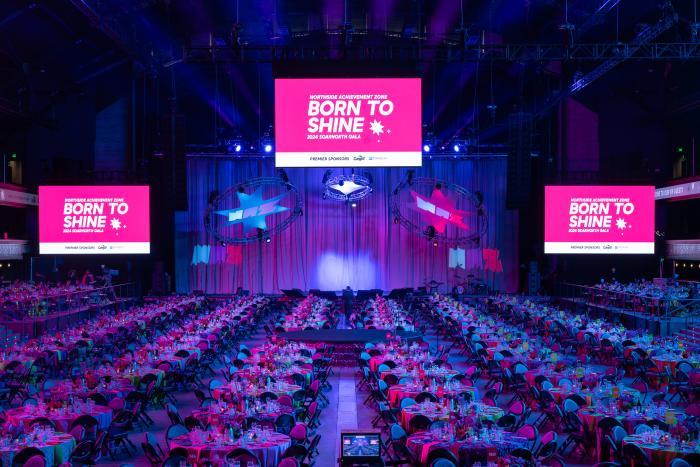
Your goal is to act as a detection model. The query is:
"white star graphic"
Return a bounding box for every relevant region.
[369,119,384,136]
[110,218,122,230]
[615,218,627,230]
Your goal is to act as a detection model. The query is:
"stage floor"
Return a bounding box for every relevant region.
[279,329,422,343]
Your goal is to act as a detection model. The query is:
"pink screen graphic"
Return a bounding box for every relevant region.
[39,186,150,254]
[544,185,655,254]
[275,78,422,167]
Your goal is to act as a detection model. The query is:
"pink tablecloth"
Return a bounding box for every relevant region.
[4,405,112,432]
[170,432,291,467]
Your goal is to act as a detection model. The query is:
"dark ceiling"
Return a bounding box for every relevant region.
[1,1,699,145]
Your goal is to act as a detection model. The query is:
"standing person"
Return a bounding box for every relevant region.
[342,285,354,322]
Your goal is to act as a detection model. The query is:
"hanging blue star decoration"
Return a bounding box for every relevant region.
[215,187,289,233]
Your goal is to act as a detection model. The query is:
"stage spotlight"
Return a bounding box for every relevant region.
[234,144,242,152]
[351,202,357,208]
[394,217,399,225]
[220,241,227,247]
[238,186,245,193]
[435,183,442,190]
[265,237,271,243]
[453,144,460,152]
[423,144,431,153]
[432,240,439,248]
[264,144,273,153]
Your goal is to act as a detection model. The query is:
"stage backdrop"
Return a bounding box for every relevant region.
[177,157,518,294]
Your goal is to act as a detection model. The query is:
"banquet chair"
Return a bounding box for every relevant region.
[605,425,627,463]
[278,458,299,467]
[227,448,262,466]
[141,441,163,466]
[304,434,321,463]
[166,402,184,425]
[290,423,309,445]
[507,400,531,430]
[105,409,138,458]
[383,373,399,387]
[208,378,224,397]
[69,431,107,466]
[668,369,690,403]
[515,423,539,451]
[260,391,279,403]
[69,425,86,442]
[184,415,205,431]
[630,381,649,405]
[670,459,692,467]
[634,424,652,435]
[426,448,458,467]
[400,397,417,409]
[28,416,56,430]
[415,392,438,403]
[11,447,46,467]
[430,459,456,467]
[70,414,100,440]
[144,431,165,457]
[408,414,431,433]
[496,414,517,431]
[535,431,558,459]
[166,423,189,448]
[281,443,308,463]
[560,411,593,457]
[646,419,669,432]
[299,401,320,430]
[621,443,651,467]
[161,455,188,467]
[87,392,109,406]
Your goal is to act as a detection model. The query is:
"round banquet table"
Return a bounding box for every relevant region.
[622,434,696,466]
[170,431,291,467]
[212,382,303,402]
[192,406,294,428]
[94,367,164,388]
[400,403,451,432]
[0,433,76,466]
[48,380,134,401]
[651,355,700,376]
[406,431,529,466]
[4,405,113,432]
[380,368,461,383]
[388,384,477,407]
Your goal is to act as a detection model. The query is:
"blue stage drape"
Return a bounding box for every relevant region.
[178,157,518,294]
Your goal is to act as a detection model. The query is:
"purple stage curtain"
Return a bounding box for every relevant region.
[179,157,518,294]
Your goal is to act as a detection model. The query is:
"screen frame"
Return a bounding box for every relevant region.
[340,431,382,460]
[38,185,151,255]
[274,77,423,168]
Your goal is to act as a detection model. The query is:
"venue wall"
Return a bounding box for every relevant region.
[178,157,518,294]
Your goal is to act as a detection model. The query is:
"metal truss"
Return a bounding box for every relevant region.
[179,42,700,64]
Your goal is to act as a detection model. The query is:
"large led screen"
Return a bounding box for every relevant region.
[275,78,422,167]
[544,185,654,254]
[39,186,150,254]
